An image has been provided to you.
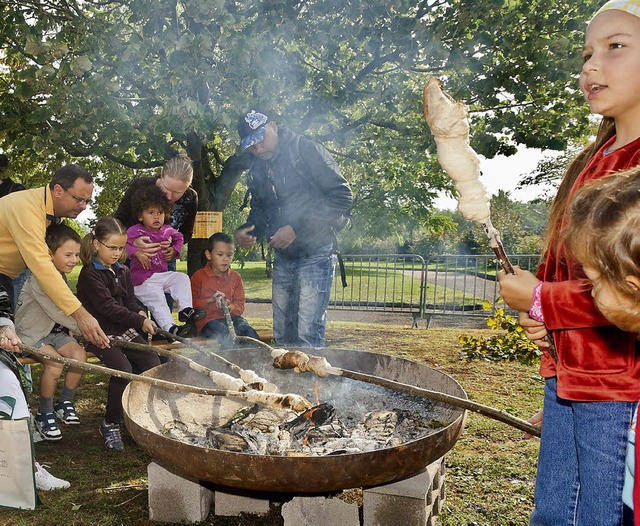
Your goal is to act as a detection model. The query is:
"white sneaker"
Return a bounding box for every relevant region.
[34,462,70,491]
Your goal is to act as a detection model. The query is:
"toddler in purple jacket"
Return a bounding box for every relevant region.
[126,185,202,337]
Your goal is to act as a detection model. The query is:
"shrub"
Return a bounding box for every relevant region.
[458,306,542,365]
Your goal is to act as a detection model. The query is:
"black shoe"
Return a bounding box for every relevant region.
[179,307,206,322]
[170,322,196,338]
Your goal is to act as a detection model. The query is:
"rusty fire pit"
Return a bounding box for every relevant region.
[122,347,466,493]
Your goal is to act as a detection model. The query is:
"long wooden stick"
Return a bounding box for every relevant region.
[221,299,238,341]
[109,337,277,393]
[336,367,540,437]
[244,338,542,437]
[155,328,243,374]
[18,343,310,412]
[19,343,235,398]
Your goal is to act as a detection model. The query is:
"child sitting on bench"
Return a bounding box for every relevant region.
[126,185,203,337]
[191,232,259,348]
[16,223,87,441]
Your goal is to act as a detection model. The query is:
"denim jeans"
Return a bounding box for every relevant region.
[272,244,336,347]
[530,377,635,526]
[200,316,259,349]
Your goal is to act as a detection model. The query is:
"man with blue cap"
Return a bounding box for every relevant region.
[235,108,352,347]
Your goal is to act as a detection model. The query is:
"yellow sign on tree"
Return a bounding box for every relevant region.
[192,212,222,239]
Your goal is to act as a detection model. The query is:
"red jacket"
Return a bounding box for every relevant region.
[538,135,640,401]
[190,264,246,333]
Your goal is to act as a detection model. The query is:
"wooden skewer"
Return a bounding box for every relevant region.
[19,343,234,398]
[18,343,310,412]
[220,324,542,438]
[153,328,279,392]
[109,337,277,393]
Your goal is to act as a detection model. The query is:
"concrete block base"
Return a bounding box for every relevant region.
[363,457,445,526]
[281,496,360,526]
[214,489,271,517]
[147,462,213,523]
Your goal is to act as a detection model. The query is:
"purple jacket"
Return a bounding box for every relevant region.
[126,223,184,286]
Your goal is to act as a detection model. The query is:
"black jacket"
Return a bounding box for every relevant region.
[241,127,353,259]
[77,260,147,336]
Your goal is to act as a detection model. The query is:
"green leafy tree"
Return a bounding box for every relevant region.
[0,0,600,271]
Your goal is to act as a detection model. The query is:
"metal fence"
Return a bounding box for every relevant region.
[330,254,426,314]
[421,254,541,326]
[330,253,542,326]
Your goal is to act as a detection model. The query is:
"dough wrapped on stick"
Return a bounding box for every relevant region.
[423,77,513,274]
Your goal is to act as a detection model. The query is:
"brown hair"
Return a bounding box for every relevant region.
[565,166,640,303]
[160,153,193,184]
[46,223,82,253]
[207,232,234,252]
[80,216,127,266]
[543,117,616,258]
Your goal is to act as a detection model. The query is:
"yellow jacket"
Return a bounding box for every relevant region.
[0,186,82,316]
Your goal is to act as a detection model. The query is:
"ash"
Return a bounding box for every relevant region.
[162,384,450,457]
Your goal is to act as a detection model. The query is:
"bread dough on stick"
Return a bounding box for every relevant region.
[423,78,491,223]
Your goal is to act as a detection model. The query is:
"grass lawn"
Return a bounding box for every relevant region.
[2,320,542,525]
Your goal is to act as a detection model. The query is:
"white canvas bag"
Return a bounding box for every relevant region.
[0,417,37,510]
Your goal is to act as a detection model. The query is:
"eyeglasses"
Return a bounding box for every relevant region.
[64,188,92,205]
[97,239,125,252]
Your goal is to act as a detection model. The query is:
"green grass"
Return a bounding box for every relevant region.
[2,321,541,525]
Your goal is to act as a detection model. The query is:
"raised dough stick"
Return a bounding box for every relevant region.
[422,78,513,274]
[423,78,559,360]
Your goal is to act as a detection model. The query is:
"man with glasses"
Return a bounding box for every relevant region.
[0,164,109,348]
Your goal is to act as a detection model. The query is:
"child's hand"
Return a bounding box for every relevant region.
[141,318,156,335]
[211,291,226,310]
[163,246,177,261]
[518,312,549,347]
[497,265,540,311]
[134,252,151,270]
[524,410,543,440]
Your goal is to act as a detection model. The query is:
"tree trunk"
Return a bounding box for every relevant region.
[184,129,251,276]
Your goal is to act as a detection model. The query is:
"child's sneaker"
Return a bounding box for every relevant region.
[54,401,80,425]
[179,307,206,322]
[34,462,70,491]
[34,412,62,441]
[100,419,124,452]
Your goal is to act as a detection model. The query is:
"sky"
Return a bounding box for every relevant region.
[433,146,558,211]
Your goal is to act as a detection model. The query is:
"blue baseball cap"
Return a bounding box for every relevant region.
[238,109,271,151]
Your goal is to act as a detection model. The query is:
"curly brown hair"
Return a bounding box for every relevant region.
[131,184,172,222]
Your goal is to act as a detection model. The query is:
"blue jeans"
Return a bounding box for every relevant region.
[272,244,336,348]
[530,378,635,526]
[200,317,259,349]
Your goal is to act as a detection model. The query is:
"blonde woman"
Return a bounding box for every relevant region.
[114,154,198,270]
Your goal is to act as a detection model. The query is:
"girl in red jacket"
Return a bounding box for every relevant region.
[564,167,640,525]
[498,2,640,524]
